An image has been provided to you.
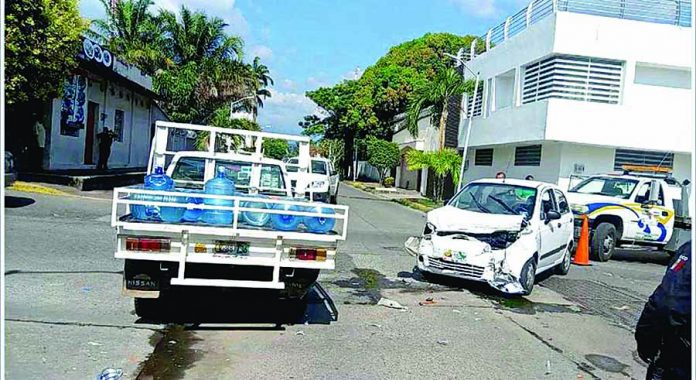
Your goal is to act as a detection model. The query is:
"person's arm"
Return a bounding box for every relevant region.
[635,243,691,362]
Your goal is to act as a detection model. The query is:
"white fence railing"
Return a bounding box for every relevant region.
[467,0,691,61]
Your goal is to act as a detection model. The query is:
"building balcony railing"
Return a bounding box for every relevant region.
[465,0,692,61]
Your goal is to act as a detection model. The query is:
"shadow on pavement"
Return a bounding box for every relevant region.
[134,283,338,328]
[4,196,36,208]
[609,249,672,266]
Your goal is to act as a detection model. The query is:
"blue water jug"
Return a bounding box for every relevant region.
[132,167,176,220]
[303,205,336,234]
[182,190,205,223]
[241,195,271,227]
[270,200,302,231]
[201,167,235,225]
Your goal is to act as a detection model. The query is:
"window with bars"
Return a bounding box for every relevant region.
[475,148,494,166]
[523,55,623,105]
[466,85,484,117]
[514,145,542,166]
[613,149,674,171]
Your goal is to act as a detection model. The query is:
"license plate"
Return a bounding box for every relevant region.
[213,240,250,256]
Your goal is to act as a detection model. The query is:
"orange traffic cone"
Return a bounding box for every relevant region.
[572,214,591,266]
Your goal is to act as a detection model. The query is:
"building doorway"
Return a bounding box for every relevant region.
[84,102,99,164]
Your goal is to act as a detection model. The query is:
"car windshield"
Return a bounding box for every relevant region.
[569,177,638,199]
[286,158,299,173]
[312,160,328,175]
[449,183,537,219]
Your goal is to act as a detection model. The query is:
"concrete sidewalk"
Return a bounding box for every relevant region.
[20,168,145,191]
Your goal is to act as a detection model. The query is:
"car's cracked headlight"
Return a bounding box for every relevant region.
[423,222,436,239]
[489,231,520,249]
[570,204,589,214]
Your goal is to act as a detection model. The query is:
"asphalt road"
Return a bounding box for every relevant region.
[4,184,671,379]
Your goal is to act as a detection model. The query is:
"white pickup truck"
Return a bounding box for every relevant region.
[565,170,691,261]
[111,121,349,318]
[286,156,340,204]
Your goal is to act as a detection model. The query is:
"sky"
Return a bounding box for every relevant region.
[79,0,528,134]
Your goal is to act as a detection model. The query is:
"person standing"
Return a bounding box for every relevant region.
[97,127,117,170]
[635,241,691,380]
[32,117,46,170]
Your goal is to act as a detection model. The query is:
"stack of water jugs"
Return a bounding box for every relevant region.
[130,166,335,234]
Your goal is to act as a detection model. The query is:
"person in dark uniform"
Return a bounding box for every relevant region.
[635,241,691,380]
[97,127,118,170]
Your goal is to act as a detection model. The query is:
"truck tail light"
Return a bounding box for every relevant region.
[125,237,171,252]
[290,248,327,261]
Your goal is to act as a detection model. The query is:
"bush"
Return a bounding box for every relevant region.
[366,137,400,185]
[384,177,395,187]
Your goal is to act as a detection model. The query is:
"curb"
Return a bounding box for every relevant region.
[8,181,71,196]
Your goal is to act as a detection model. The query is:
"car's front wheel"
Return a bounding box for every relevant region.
[555,242,573,275]
[519,258,537,296]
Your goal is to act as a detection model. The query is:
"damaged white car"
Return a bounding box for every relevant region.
[405,179,575,295]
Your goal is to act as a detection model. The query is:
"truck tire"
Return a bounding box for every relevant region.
[519,257,537,296]
[591,222,617,262]
[134,297,164,320]
[282,269,320,299]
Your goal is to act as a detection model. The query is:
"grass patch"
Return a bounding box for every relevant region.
[353,268,382,290]
[393,197,442,213]
[345,181,379,192]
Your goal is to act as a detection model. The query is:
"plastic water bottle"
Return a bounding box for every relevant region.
[241,195,271,227]
[270,200,302,231]
[303,205,336,234]
[159,192,186,223]
[131,167,174,221]
[182,191,204,223]
[95,368,123,380]
[201,167,235,225]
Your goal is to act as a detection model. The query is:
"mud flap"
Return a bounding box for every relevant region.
[123,260,161,299]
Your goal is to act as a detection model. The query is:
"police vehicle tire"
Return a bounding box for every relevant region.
[555,242,573,275]
[520,258,536,296]
[592,223,617,262]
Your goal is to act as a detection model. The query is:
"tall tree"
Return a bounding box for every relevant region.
[406,149,462,201]
[90,0,168,74]
[5,0,87,153]
[251,56,273,112]
[406,67,474,149]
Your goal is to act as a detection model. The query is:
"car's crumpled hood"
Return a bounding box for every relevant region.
[427,206,525,234]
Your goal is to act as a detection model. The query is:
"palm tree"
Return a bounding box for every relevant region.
[406,149,462,202]
[159,6,242,66]
[250,56,273,113]
[406,67,473,150]
[91,0,168,74]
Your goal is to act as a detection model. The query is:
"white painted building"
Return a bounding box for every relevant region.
[42,37,168,171]
[458,0,693,190]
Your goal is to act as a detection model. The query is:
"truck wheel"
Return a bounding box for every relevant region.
[134,297,163,320]
[282,269,320,299]
[555,242,573,275]
[591,223,617,262]
[519,258,536,296]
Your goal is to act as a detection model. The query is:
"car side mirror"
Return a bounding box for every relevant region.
[545,210,561,223]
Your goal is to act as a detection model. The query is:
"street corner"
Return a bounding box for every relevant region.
[7,181,71,197]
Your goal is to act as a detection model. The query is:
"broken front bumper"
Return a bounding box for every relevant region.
[404,236,525,294]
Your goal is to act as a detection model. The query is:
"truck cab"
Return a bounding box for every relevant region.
[565,169,689,261]
[286,156,339,204]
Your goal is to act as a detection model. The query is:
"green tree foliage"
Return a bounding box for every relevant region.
[312,139,345,173]
[262,139,290,160]
[366,138,400,184]
[303,33,482,174]
[406,67,476,148]
[90,0,169,74]
[406,149,462,201]
[5,0,86,106]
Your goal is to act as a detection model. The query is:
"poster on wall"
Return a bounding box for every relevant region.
[60,75,86,136]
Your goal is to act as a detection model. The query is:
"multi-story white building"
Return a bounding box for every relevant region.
[458,0,693,189]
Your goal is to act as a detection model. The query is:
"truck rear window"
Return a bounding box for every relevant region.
[170,158,286,194]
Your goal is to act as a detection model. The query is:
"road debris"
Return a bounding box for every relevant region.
[87,342,102,346]
[437,340,449,346]
[419,297,437,306]
[295,331,305,336]
[377,297,408,310]
[611,305,630,311]
[369,323,382,329]
[452,309,461,314]
[95,368,123,380]
[168,340,177,345]
[545,360,551,375]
